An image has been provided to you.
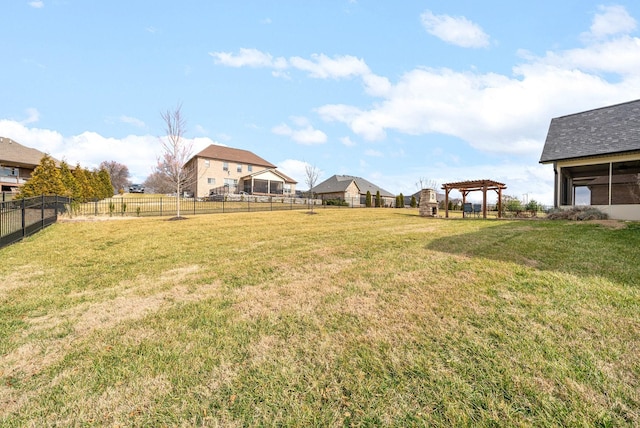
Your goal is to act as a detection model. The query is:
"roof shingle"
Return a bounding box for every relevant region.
[311,175,394,197]
[540,99,640,163]
[0,137,52,167]
[193,144,276,168]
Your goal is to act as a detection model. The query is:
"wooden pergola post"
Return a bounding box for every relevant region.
[444,187,450,218]
[482,184,487,219]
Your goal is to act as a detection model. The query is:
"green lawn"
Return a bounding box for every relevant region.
[1,209,639,426]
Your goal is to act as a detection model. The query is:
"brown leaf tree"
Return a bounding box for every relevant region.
[99,160,130,195]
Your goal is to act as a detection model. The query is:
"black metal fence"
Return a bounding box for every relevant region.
[64,195,329,218]
[0,195,70,249]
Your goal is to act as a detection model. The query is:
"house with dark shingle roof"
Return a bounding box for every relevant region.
[310,175,395,207]
[184,144,297,198]
[0,137,55,193]
[540,99,640,220]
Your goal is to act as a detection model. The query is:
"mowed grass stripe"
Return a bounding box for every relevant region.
[0,209,638,426]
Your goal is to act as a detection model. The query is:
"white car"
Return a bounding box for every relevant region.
[129,184,145,193]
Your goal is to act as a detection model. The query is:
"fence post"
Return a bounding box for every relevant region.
[160,198,163,216]
[41,194,45,230]
[21,198,26,239]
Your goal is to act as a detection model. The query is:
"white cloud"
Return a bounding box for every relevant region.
[289,54,370,79]
[364,149,383,157]
[340,136,357,147]
[211,49,372,81]
[362,73,392,97]
[537,36,640,76]
[211,6,640,189]
[0,119,63,156]
[193,124,208,135]
[277,159,322,186]
[21,108,40,124]
[272,118,327,145]
[216,132,232,142]
[119,115,146,128]
[28,1,44,9]
[318,6,640,157]
[0,120,217,183]
[584,5,637,40]
[210,48,287,69]
[420,10,490,48]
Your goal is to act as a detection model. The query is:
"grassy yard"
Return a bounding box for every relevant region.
[1,209,639,426]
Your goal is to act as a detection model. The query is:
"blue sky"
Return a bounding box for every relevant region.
[3,1,640,204]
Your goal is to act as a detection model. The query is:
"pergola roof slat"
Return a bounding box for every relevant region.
[441,179,506,190]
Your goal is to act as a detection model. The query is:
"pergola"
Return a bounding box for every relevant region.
[442,179,507,219]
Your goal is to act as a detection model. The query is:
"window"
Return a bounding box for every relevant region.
[560,161,640,206]
[248,165,253,172]
[224,178,238,187]
[253,179,268,193]
[223,162,229,171]
[204,160,210,167]
[237,164,242,173]
[207,178,215,185]
[0,167,19,177]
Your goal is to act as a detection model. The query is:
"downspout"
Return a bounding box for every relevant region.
[608,161,612,206]
[553,163,559,208]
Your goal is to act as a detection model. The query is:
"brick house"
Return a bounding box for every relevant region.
[310,175,395,207]
[184,145,297,198]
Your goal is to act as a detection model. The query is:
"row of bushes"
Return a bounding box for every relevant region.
[17,154,113,202]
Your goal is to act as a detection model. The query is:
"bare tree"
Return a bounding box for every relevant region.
[143,171,174,194]
[155,103,195,219]
[304,164,321,213]
[99,160,130,194]
[416,177,439,191]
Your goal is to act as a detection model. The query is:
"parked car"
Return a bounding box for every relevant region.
[129,184,144,193]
